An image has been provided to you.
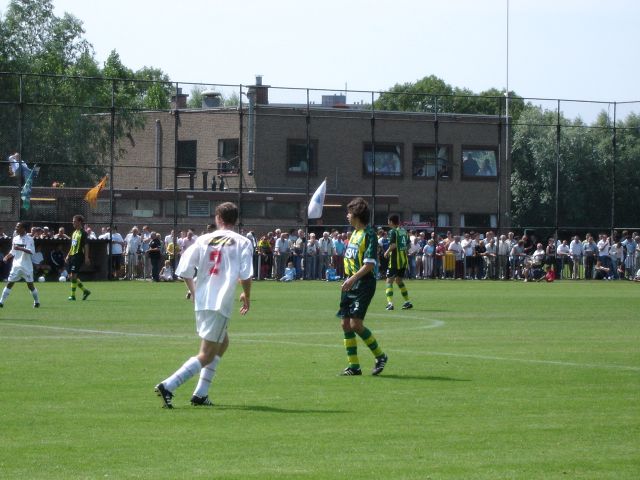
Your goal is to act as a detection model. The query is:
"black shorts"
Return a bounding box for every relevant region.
[386,266,406,279]
[337,275,376,321]
[68,255,84,274]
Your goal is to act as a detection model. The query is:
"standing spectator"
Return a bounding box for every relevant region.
[461,233,475,279]
[54,227,70,240]
[147,232,163,282]
[140,225,152,279]
[556,240,571,279]
[0,222,41,308]
[597,234,611,270]
[49,244,66,277]
[31,245,51,279]
[569,235,584,279]
[609,241,624,280]
[124,227,141,280]
[274,232,290,280]
[292,229,306,279]
[582,234,598,280]
[154,202,252,408]
[99,226,125,280]
[621,231,637,279]
[319,231,335,280]
[423,239,435,279]
[377,229,389,280]
[484,236,497,279]
[510,240,526,280]
[305,233,319,279]
[448,235,464,279]
[332,231,345,280]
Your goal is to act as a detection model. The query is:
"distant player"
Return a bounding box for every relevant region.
[155,202,253,408]
[337,197,388,376]
[0,222,41,308]
[65,214,91,301]
[383,214,413,310]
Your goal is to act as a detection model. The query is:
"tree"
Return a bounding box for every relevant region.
[0,0,172,189]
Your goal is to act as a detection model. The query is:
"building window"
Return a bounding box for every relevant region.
[266,202,299,219]
[287,139,317,175]
[177,140,197,175]
[412,145,450,178]
[461,213,497,229]
[437,213,450,228]
[411,213,436,227]
[187,200,210,217]
[217,139,239,174]
[363,143,403,177]
[461,147,497,178]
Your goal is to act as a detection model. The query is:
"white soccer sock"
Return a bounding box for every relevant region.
[162,356,202,392]
[193,355,221,398]
[1,287,11,303]
[31,288,39,303]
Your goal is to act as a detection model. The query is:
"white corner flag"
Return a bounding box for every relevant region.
[307,179,327,219]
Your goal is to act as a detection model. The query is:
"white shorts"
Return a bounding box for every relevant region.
[195,310,229,343]
[8,266,34,283]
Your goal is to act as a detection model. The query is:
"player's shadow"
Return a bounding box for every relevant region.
[376,374,469,382]
[216,404,350,414]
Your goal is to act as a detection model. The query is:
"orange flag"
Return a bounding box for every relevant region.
[84,176,108,208]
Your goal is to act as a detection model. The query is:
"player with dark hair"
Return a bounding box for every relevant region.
[0,222,41,308]
[155,202,253,408]
[384,214,413,310]
[65,214,91,301]
[337,197,388,376]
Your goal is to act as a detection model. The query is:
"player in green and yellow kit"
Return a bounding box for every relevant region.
[337,197,387,376]
[65,214,91,301]
[383,214,413,310]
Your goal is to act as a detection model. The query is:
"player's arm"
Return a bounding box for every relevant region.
[341,261,374,292]
[183,277,196,301]
[239,278,251,315]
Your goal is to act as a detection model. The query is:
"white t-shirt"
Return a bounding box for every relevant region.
[11,234,35,271]
[124,233,141,255]
[176,229,253,317]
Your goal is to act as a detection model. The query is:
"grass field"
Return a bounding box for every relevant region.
[0,279,638,479]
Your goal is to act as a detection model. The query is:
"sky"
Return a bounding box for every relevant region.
[1,0,638,119]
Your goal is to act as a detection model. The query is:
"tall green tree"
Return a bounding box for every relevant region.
[0,0,172,190]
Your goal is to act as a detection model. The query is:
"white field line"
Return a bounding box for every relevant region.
[1,320,638,372]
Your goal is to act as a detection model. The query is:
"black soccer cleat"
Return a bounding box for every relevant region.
[385,303,394,311]
[33,302,40,308]
[155,383,174,409]
[82,290,91,301]
[340,366,362,376]
[190,395,214,406]
[372,354,388,376]
[401,301,413,310]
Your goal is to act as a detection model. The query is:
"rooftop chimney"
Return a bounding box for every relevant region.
[170,87,188,109]
[248,75,269,105]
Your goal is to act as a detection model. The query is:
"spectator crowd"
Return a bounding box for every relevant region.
[1,223,639,283]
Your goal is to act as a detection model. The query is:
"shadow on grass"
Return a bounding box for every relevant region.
[376,374,470,382]
[215,404,350,414]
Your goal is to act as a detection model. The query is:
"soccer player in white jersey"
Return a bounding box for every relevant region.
[1,222,41,308]
[155,202,253,408]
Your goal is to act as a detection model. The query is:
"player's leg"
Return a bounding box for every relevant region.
[192,333,229,403]
[385,270,395,310]
[26,281,40,307]
[395,272,412,309]
[0,280,16,306]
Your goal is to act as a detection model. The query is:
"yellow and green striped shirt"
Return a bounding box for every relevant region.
[388,227,409,269]
[344,226,377,277]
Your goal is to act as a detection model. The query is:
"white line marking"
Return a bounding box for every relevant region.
[1,321,638,372]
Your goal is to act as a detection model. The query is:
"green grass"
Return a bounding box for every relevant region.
[0,279,638,479]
